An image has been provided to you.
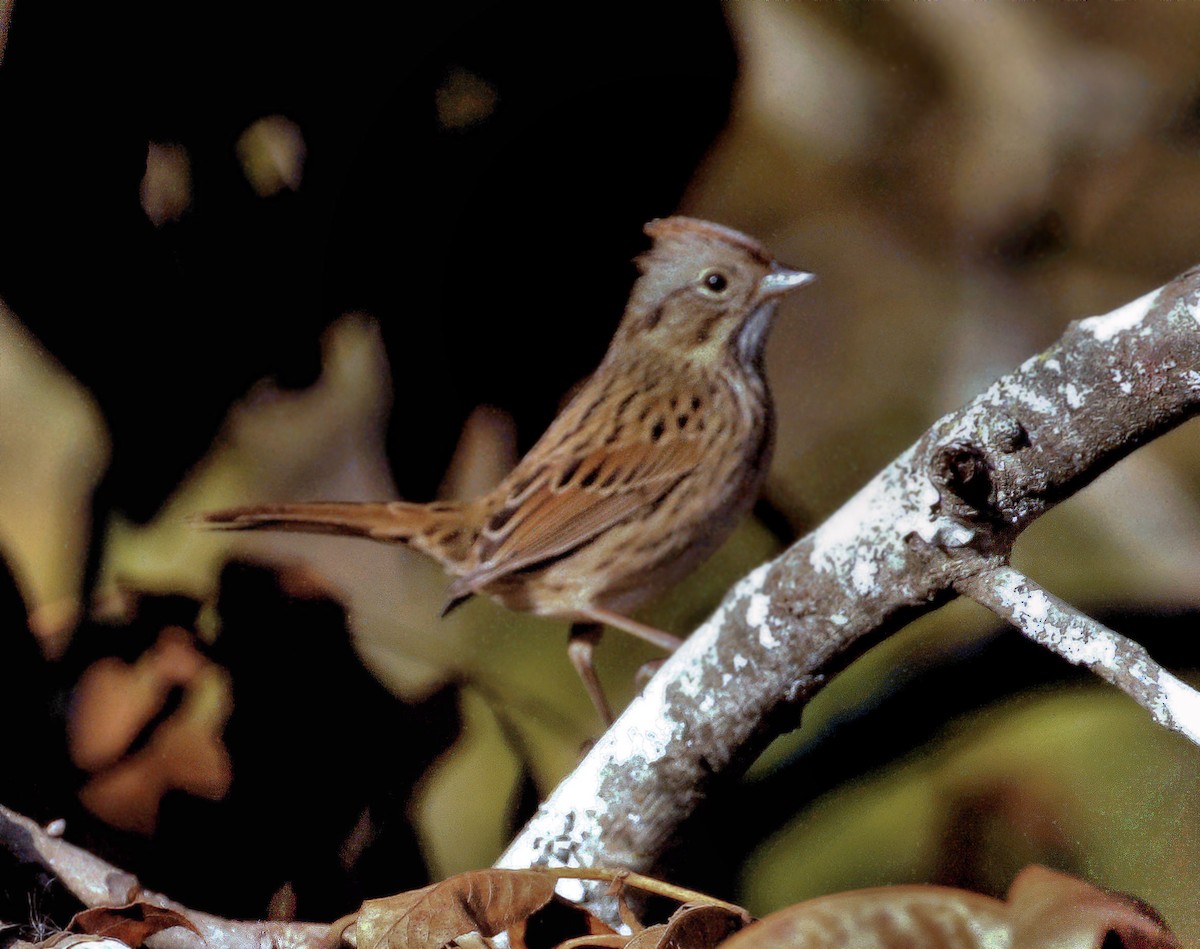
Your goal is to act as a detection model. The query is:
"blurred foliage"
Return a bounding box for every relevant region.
[741,683,1200,931]
[0,0,1198,943]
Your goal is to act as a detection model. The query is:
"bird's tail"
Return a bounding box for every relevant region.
[194,500,475,564]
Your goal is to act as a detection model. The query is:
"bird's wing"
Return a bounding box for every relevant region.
[446,435,703,599]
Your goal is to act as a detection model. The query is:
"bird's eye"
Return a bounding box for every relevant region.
[701,270,729,294]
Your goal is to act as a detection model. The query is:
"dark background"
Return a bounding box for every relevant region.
[0,0,736,524]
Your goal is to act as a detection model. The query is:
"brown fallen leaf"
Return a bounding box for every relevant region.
[623,924,667,948]
[68,901,201,947]
[552,938,629,949]
[625,903,747,949]
[356,869,558,949]
[719,865,1179,949]
[654,903,747,949]
[1008,865,1180,949]
[76,663,232,835]
[508,893,618,949]
[720,884,1011,948]
[558,903,747,949]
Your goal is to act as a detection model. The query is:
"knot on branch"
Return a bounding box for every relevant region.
[928,414,1027,536]
[925,426,1026,558]
[932,440,995,513]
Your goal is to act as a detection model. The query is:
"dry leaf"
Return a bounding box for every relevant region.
[68,901,201,947]
[236,115,306,196]
[1008,866,1180,949]
[0,302,108,614]
[654,903,746,948]
[356,869,557,949]
[719,886,1009,948]
[508,893,618,949]
[720,866,1179,948]
[609,903,747,949]
[76,662,232,834]
[140,142,191,226]
[623,925,667,948]
[69,624,221,774]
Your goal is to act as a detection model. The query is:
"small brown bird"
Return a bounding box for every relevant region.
[199,216,813,721]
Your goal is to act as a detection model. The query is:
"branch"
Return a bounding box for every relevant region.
[0,805,331,949]
[498,267,1200,885]
[957,565,1200,745]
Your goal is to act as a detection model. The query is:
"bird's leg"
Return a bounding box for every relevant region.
[577,607,682,713]
[568,622,613,727]
[578,606,683,653]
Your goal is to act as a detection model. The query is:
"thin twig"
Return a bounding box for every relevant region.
[544,867,747,917]
[957,565,1200,745]
[0,805,331,949]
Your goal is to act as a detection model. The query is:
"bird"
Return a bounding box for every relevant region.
[197,216,814,722]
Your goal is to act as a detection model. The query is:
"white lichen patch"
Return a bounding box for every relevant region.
[672,659,707,701]
[716,562,778,648]
[1063,383,1084,409]
[850,558,878,596]
[1156,672,1200,745]
[498,694,684,870]
[990,577,1121,666]
[1079,287,1159,341]
[746,591,771,630]
[936,522,976,549]
[1056,623,1119,668]
[809,453,917,599]
[983,567,1200,750]
[556,878,586,903]
[1024,589,1049,621]
[1189,291,1200,329]
[894,479,942,546]
[727,561,773,609]
[1109,368,1134,395]
[1018,387,1057,415]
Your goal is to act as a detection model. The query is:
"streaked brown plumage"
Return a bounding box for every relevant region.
[199,216,812,716]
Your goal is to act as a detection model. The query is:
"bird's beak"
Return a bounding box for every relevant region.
[759,264,815,299]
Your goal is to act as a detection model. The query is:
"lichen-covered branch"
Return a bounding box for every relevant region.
[499,266,1200,885]
[957,565,1200,746]
[0,805,331,949]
